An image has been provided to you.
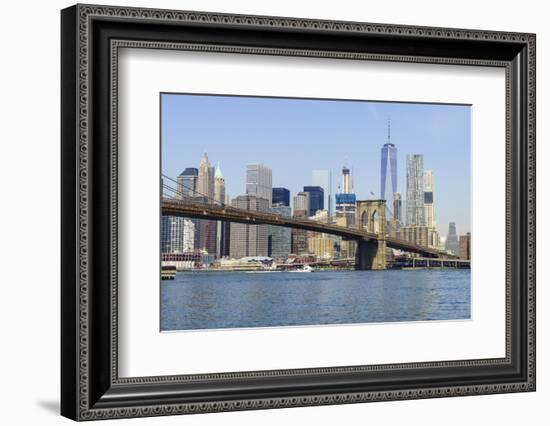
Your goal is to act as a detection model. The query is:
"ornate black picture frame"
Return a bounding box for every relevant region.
[61,4,536,421]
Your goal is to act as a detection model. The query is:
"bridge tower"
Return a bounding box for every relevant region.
[355,200,387,270]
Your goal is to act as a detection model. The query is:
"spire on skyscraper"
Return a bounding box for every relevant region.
[380,120,398,202]
[215,161,224,179]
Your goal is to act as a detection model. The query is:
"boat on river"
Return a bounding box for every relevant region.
[289,264,315,273]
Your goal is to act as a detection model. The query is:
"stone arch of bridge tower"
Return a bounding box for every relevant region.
[360,210,369,231]
[356,200,386,236]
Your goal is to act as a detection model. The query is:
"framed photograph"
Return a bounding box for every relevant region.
[61,4,536,421]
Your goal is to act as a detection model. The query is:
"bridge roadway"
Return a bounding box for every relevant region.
[162,198,451,258]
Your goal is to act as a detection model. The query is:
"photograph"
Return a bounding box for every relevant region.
[160,93,472,331]
[57,3,536,421]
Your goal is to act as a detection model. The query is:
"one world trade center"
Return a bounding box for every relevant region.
[380,120,398,213]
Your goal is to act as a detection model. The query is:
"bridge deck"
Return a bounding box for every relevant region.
[161,198,453,258]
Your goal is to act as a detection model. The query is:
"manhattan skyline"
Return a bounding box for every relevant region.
[161,93,471,237]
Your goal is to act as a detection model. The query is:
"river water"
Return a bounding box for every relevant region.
[160,269,470,331]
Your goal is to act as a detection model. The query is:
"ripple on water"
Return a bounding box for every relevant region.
[160,269,471,331]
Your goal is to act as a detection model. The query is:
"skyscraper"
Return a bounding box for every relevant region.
[342,165,352,194]
[182,219,195,253]
[177,168,198,198]
[459,233,471,260]
[197,153,214,200]
[293,192,310,214]
[197,153,216,255]
[393,192,402,223]
[291,193,310,255]
[445,222,460,255]
[424,170,436,229]
[312,170,332,216]
[335,193,356,225]
[243,164,271,255]
[303,186,324,216]
[246,163,272,206]
[406,154,425,226]
[214,162,225,205]
[380,120,397,204]
[214,162,230,257]
[269,204,292,258]
[229,195,269,258]
[423,170,439,247]
[160,215,172,253]
[174,169,200,250]
[272,187,290,206]
[170,217,195,253]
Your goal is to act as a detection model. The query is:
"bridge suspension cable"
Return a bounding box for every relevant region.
[161,174,224,251]
[161,174,226,207]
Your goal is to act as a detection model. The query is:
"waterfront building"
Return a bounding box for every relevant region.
[175,169,201,250]
[229,195,270,258]
[342,164,353,194]
[303,185,324,216]
[307,210,335,259]
[429,228,440,248]
[291,209,309,255]
[272,187,290,206]
[168,217,195,253]
[445,222,460,255]
[308,236,336,259]
[219,221,231,257]
[333,215,356,258]
[162,216,195,253]
[395,224,438,248]
[161,251,202,270]
[380,121,398,205]
[160,215,172,253]
[268,204,292,259]
[177,168,198,198]
[182,219,195,253]
[191,195,217,256]
[459,232,471,260]
[293,191,310,215]
[424,170,436,228]
[213,257,270,271]
[406,154,425,226]
[393,192,402,223]
[291,194,310,255]
[312,169,332,216]
[246,163,272,206]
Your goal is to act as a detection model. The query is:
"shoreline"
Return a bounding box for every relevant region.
[169,267,470,273]
[174,267,355,273]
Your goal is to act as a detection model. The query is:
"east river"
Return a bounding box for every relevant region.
[160,269,471,331]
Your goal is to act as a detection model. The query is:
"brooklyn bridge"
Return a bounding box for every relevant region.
[161,184,457,270]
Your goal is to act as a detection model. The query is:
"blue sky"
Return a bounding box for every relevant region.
[161,93,471,237]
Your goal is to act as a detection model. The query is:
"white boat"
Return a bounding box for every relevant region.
[289,264,315,273]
